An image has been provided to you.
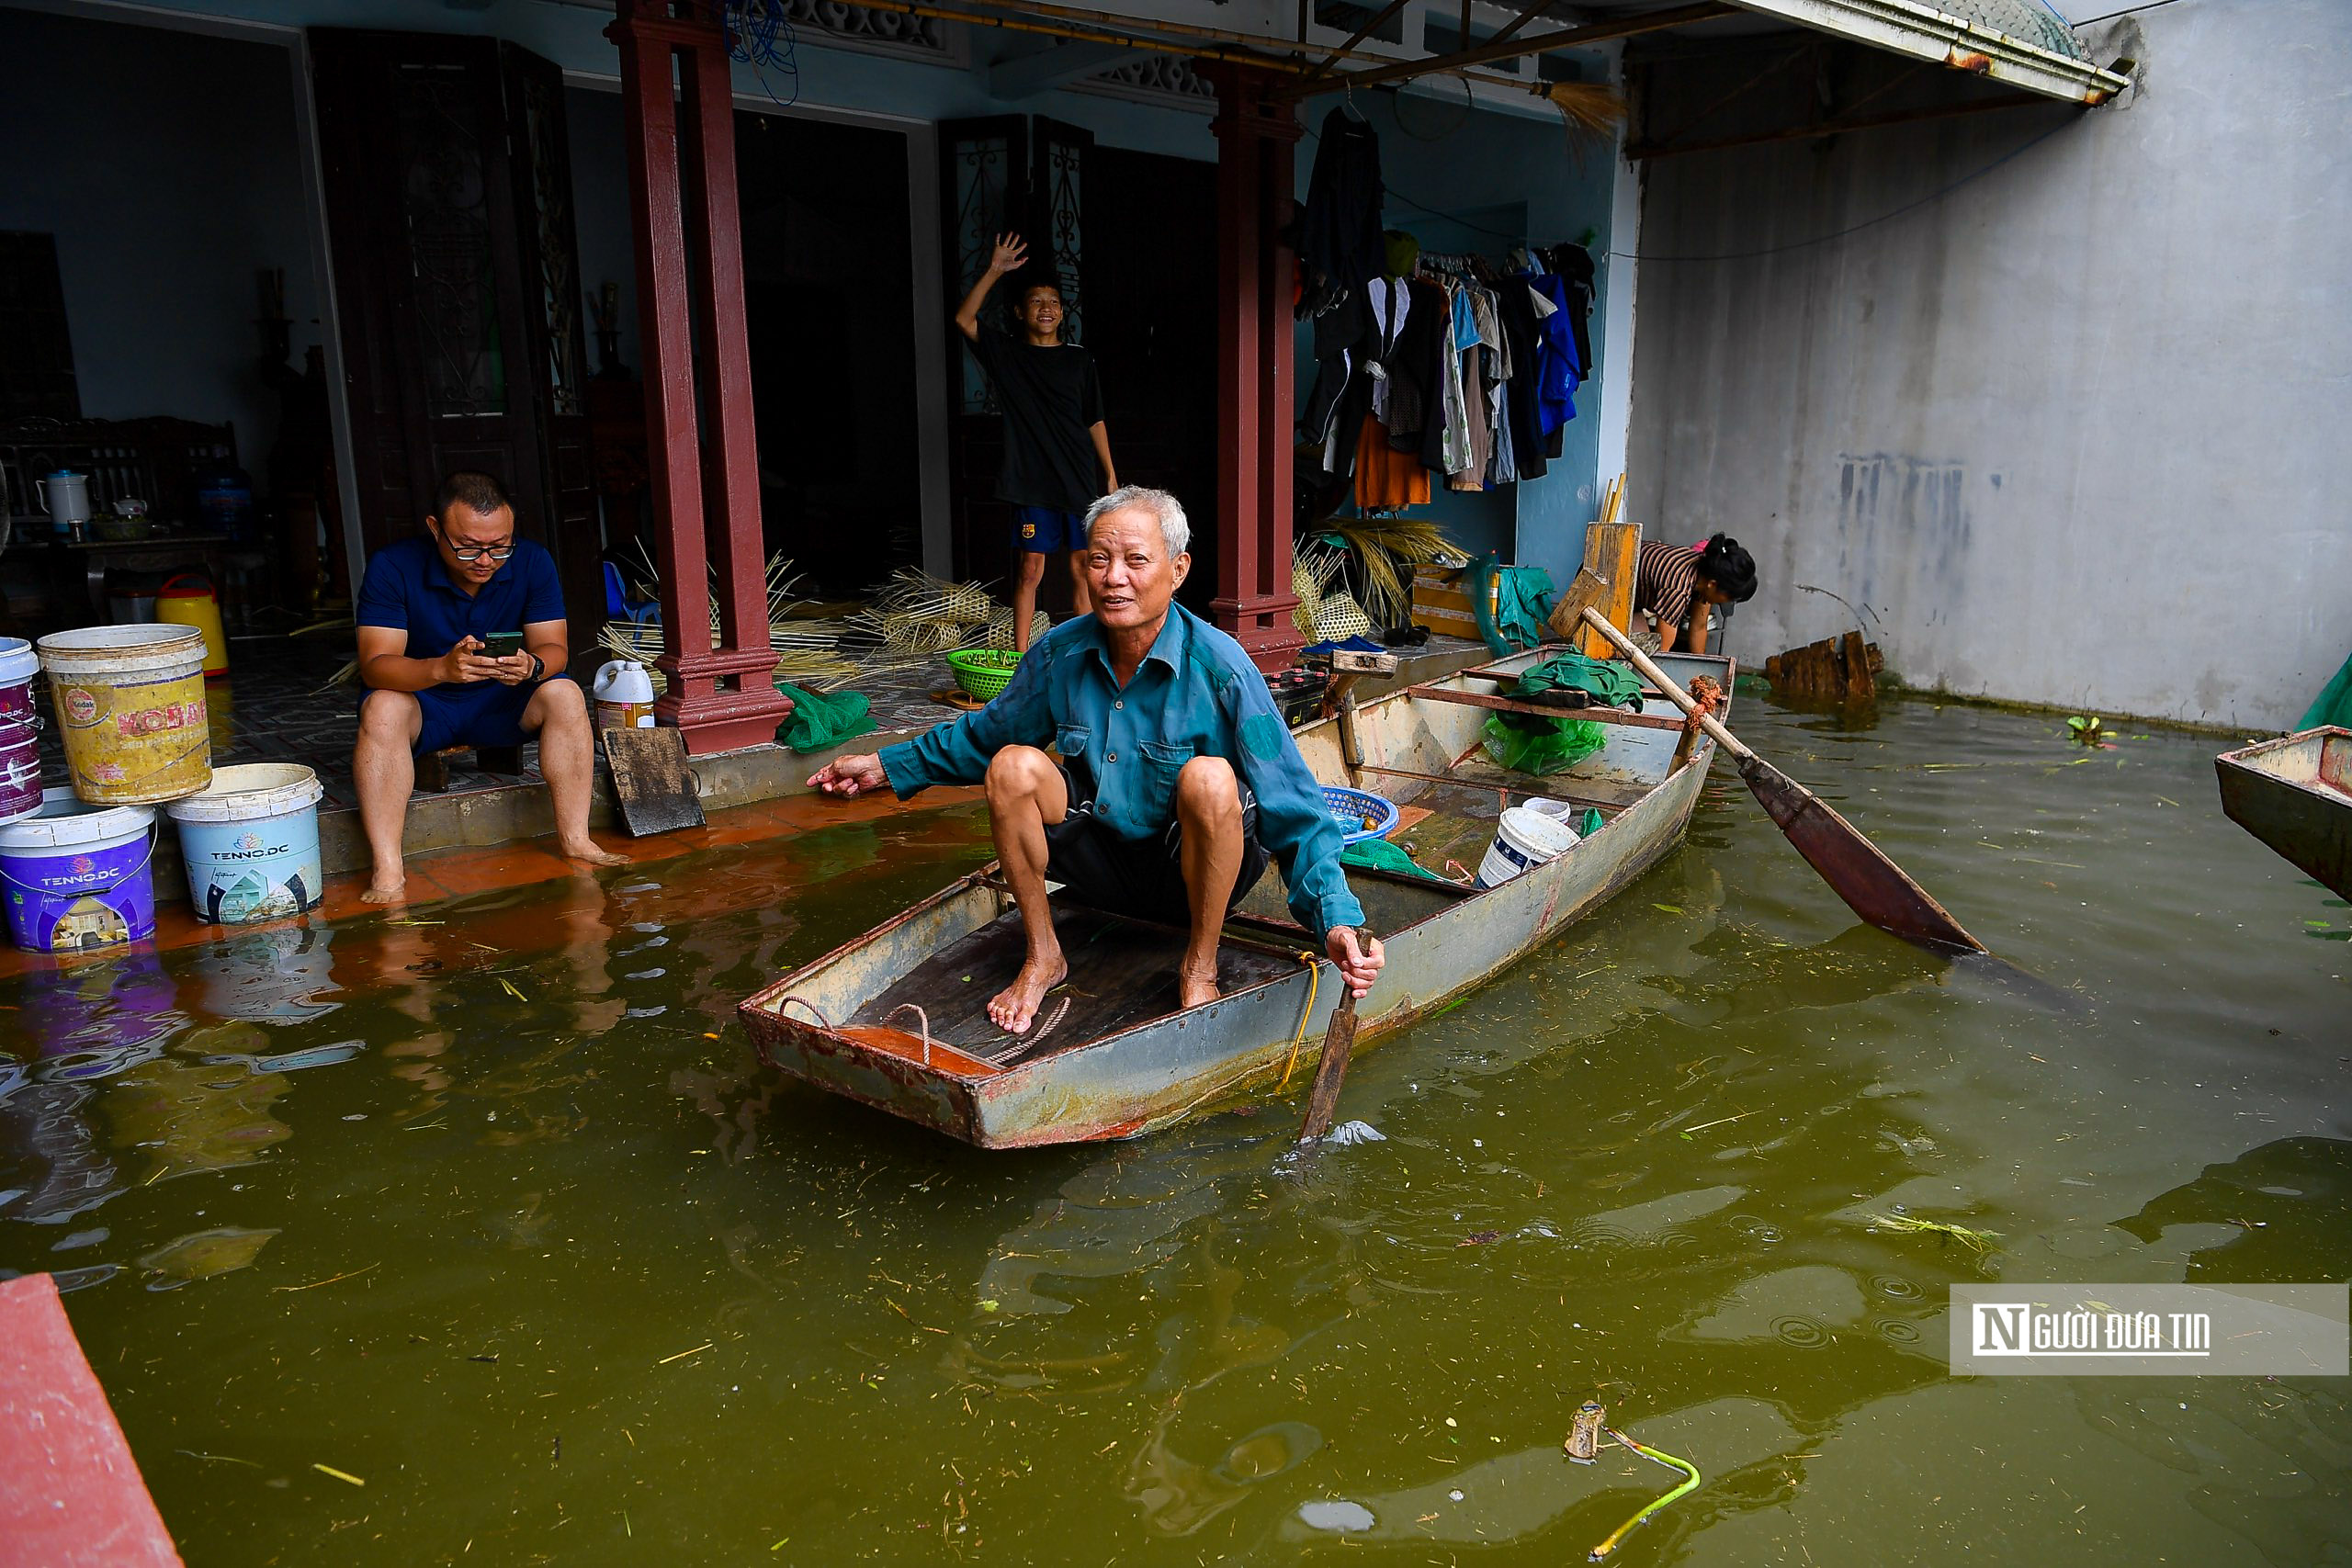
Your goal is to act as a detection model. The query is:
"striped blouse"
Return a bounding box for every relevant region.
[1634,540,1701,630]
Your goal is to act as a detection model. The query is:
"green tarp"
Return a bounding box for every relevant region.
[2299,651,2352,731]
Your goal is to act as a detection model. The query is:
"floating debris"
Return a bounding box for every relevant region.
[1864,1212,2002,1254]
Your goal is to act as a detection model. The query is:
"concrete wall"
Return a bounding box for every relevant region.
[1624,0,2352,728]
[0,6,322,487]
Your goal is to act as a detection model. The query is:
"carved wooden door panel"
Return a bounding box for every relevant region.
[311,31,600,642]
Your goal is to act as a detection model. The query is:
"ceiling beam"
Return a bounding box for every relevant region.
[989,38,1137,97]
[1301,0,1418,82]
[1269,1,1736,101]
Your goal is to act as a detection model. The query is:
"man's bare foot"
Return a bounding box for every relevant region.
[361,879,407,905]
[1177,959,1220,1011]
[560,838,629,869]
[988,952,1068,1034]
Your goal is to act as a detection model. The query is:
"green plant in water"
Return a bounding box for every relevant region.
[2065,715,2103,744]
[1866,1212,2002,1254]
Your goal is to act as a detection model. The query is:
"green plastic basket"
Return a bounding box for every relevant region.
[945,648,1023,701]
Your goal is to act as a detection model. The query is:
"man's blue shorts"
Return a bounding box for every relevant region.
[401,676,568,756]
[1012,505,1087,554]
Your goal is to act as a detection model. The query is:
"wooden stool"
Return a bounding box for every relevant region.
[414,744,525,794]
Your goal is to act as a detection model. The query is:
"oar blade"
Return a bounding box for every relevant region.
[1736,753,1985,953]
[1297,997,1361,1144]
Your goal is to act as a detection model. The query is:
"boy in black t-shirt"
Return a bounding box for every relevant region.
[954,233,1117,652]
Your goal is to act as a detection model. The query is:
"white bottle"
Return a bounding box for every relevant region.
[591,660,657,729]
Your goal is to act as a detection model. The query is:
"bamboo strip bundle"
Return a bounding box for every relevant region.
[1327,515,1467,626]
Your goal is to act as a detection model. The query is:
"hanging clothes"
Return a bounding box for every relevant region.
[1492,281,1548,482]
[1296,108,1384,456]
[1355,413,1430,510]
[1531,272,1584,440]
[1548,244,1597,378]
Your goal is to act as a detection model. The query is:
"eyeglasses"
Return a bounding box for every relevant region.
[448,544,514,563]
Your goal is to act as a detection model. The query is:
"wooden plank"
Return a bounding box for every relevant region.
[603,726,707,836]
[1574,520,1641,659]
[1407,683,1684,731]
[0,1275,182,1567]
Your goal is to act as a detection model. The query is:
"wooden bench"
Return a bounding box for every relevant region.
[414,744,525,794]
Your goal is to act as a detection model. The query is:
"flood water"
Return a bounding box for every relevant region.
[1,694,2346,1565]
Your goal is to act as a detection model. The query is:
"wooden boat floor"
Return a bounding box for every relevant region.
[848,905,1304,1067]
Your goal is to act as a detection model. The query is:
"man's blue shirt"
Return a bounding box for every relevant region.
[879,604,1364,938]
[355,536,567,669]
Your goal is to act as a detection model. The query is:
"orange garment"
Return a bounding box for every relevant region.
[1353,413,1430,511]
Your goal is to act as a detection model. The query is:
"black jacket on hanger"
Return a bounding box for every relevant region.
[1299,107,1385,315]
[1494,280,1548,482]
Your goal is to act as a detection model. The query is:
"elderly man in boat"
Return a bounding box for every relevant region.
[810,485,1384,1035]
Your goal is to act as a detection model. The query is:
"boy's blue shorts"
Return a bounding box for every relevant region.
[1012,505,1087,554]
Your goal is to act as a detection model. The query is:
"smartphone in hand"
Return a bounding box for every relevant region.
[483,631,525,659]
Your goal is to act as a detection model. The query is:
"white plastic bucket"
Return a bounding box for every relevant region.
[592,660,657,730]
[0,637,41,826]
[1477,805,1582,888]
[37,624,211,805]
[165,763,324,925]
[0,788,158,952]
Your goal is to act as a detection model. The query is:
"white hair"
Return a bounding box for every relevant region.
[1084,485,1190,559]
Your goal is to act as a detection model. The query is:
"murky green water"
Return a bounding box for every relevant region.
[3,696,2346,1565]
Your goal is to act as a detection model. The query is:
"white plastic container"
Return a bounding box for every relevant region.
[165,762,325,924]
[1477,805,1582,888]
[592,660,657,730]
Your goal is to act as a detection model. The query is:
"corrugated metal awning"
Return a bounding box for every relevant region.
[1724,0,2129,104]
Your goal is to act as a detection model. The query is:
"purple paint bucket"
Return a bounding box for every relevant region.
[0,789,158,953]
[0,637,41,826]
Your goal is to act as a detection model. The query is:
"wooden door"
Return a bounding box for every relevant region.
[311,31,600,645]
[938,116,1029,595]
[1082,146,1217,614]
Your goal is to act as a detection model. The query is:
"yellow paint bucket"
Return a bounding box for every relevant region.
[155,574,229,677]
[37,625,213,806]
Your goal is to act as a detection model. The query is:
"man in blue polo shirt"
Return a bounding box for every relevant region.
[353,470,624,902]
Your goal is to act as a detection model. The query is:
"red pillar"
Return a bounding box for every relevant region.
[1202,63,1306,672]
[608,0,791,754]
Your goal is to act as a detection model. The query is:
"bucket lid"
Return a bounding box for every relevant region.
[45,468,85,479]
[165,762,322,823]
[0,636,35,684]
[0,787,154,850]
[1498,806,1582,855]
[38,623,205,660]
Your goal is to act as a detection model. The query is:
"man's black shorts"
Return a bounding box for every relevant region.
[1043,765,1270,929]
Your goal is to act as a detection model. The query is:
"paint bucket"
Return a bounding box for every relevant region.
[165,763,324,926]
[0,637,43,826]
[0,789,158,953]
[1477,805,1582,888]
[154,575,230,678]
[592,660,657,730]
[37,624,211,806]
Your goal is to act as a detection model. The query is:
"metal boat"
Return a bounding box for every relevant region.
[2216,726,2352,898]
[738,647,1734,1147]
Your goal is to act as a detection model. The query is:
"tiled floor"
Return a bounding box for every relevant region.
[30,639,974,810]
[0,784,983,984]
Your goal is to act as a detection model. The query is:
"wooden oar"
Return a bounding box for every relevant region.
[1297,931,1371,1143]
[1580,608,1985,953]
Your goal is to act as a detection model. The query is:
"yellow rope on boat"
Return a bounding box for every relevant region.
[1278,951,1321,1091]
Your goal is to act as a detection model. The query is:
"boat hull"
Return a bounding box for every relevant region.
[740,649,1733,1148]
[2216,726,2352,899]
